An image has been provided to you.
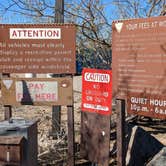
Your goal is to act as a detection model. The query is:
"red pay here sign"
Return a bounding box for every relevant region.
[81,68,112,115]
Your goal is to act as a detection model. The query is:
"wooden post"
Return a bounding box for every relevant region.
[67,105,75,166]
[116,99,126,166]
[2,73,12,120]
[81,112,110,165]
[55,0,64,23]
[4,105,12,120]
[52,105,61,135]
[52,0,64,135]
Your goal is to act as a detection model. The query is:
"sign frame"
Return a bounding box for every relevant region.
[0,24,76,74]
[81,68,112,116]
[1,77,73,106]
[112,16,166,119]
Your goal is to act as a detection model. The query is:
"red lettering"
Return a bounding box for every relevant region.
[28,83,34,89]
[28,83,45,90]
[28,30,32,37]
[12,30,17,37]
[16,93,22,101]
[35,93,56,101]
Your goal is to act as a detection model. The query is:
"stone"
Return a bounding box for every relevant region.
[147,147,166,166]
[126,125,164,166]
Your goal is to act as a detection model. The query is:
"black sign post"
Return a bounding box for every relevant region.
[116,99,126,166]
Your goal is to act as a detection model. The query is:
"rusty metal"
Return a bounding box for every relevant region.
[0,119,38,166]
[0,136,25,166]
[80,112,110,166]
[116,99,126,166]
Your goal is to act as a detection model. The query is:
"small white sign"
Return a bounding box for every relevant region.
[83,103,109,111]
[84,72,110,83]
[16,81,58,102]
[2,80,13,90]
[10,28,61,39]
[115,22,123,33]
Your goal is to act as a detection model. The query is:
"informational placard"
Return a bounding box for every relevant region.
[81,68,112,115]
[0,24,76,74]
[16,81,58,102]
[112,16,166,119]
[1,78,73,106]
[128,93,166,119]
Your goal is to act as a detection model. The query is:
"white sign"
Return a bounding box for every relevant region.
[115,22,123,33]
[10,28,61,39]
[2,80,13,90]
[84,72,110,83]
[16,81,58,102]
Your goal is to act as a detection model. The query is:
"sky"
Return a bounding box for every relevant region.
[0,0,54,23]
[0,0,163,24]
[0,0,114,24]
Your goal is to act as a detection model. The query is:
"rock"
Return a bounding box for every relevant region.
[147,147,166,166]
[126,125,164,166]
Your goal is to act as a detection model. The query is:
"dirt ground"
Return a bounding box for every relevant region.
[0,89,165,165]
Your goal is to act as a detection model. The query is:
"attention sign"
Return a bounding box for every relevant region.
[10,28,61,39]
[0,24,76,74]
[1,78,73,106]
[81,68,112,115]
[112,16,166,119]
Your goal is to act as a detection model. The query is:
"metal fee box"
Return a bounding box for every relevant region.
[0,136,25,166]
[0,119,38,166]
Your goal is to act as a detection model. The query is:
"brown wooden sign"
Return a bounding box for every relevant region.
[0,24,76,74]
[1,77,73,106]
[112,16,166,119]
[127,93,166,119]
[81,112,110,166]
